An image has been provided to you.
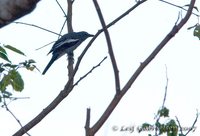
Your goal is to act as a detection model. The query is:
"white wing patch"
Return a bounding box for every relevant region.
[65,39,79,43]
[54,38,79,49]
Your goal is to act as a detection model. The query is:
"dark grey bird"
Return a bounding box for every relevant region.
[42,31,94,75]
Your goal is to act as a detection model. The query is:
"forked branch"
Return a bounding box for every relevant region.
[88,0,196,135]
[93,0,120,93]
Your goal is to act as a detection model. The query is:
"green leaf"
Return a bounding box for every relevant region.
[9,70,24,92]
[3,63,18,69]
[0,70,24,92]
[0,67,5,73]
[0,52,11,62]
[138,123,154,133]
[194,25,200,40]
[166,120,178,136]
[4,45,26,56]
[28,59,36,64]
[0,46,7,55]
[0,74,11,92]
[158,107,169,117]
[26,66,35,71]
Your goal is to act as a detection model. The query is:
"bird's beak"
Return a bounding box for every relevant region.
[89,34,94,37]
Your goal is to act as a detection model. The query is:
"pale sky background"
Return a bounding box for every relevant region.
[0,0,200,136]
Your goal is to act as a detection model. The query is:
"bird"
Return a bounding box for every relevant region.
[42,31,94,75]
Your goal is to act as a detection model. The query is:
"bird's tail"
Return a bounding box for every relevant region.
[42,55,58,75]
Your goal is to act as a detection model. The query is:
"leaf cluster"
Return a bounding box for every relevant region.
[0,44,37,103]
[139,107,187,136]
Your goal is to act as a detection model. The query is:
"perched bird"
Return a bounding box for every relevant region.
[42,31,94,75]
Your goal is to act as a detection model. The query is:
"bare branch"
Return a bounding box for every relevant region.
[2,97,31,136]
[55,0,67,17]
[66,0,74,88]
[90,0,196,135]
[106,0,148,29]
[55,0,68,37]
[67,0,73,33]
[35,41,56,51]
[12,0,172,135]
[85,108,91,136]
[58,18,68,38]
[159,0,199,17]
[162,65,168,108]
[12,32,95,136]
[93,0,120,93]
[69,0,149,89]
[155,65,169,135]
[175,116,184,135]
[121,0,196,96]
[14,22,61,36]
[185,111,199,135]
[176,111,199,136]
[73,56,107,87]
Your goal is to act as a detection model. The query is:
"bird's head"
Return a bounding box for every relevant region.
[76,31,94,40]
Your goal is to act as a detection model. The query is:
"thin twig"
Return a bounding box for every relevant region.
[55,0,67,17]
[159,0,199,17]
[73,56,107,87]
[175,116,183,135]
[8,96,30,100]
[162,65,168,108]
[93,0,120,93]
[55,0,68,38]
[4,97,30,106]
[106,0,148,29]
[2,97,31,136]
[155,65,169,135]
[58,18,68,38]
[35,18,67,51]
[35,41,56,51]
[185,111,199,135]
[14,22,61,36]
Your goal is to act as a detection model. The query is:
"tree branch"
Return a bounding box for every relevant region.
[2,97,31,136]
[73,56,107,87]
[90,0,196,135]
[121,0,196,96]
[14,22,61,36]
[162,65,168,108]
[185,111,199,135]
[93,0,120,93]
[66,0,74,86]
[159,0,199,17]
[12,0,165,135]
[85,108,91,136]
[67,0,73,33]
[69,0,149,89]
[55,0,67,18]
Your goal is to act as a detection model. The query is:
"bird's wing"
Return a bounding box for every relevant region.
[48,38,80,55]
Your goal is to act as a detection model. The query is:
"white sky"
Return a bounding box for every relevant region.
[0,0,200,136]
